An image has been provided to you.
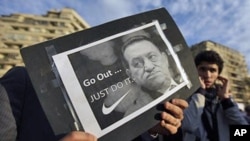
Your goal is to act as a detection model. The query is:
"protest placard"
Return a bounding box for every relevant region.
[21,7,200,141]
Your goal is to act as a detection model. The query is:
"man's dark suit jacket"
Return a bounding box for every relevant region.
[0,84,17,140]
[0,67,65,141]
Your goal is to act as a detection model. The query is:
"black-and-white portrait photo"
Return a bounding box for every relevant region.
[53,20,190,138]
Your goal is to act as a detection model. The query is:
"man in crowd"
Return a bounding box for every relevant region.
[182,50,248,141]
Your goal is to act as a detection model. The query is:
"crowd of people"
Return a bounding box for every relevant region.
[0,28,249,141]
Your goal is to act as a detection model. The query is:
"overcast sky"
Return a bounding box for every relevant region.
[1,0,250,71]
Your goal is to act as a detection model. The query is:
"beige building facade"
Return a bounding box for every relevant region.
[0,8,90,76]
[191,40,250,105]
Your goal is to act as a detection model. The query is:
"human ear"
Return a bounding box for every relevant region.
[126,69,137,82]
[161,52,169,66]
[126,69,132,78]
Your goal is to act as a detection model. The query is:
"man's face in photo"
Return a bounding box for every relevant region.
[123,39,171,91]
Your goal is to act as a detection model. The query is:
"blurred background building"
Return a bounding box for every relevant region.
[0,8,90,76]
[191,40,250,105]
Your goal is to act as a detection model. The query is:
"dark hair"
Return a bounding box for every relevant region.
[120,28,168,68]
[195,50,224,74]
[121,35,152,69]
[245,105,250,113]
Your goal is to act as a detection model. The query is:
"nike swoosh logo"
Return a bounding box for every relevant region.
[102,89,131,115]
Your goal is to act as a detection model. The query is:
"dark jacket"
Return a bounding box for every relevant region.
[0,67,65,141]
[0,84,17,140]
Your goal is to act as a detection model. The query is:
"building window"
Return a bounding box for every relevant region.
[235,94,244,99]
[37,20,49,25]
[24,18,35,24]
[231,73,237,77]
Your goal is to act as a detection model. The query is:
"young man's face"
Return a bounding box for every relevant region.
[197,61,219,88]
[123,40,171,91]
